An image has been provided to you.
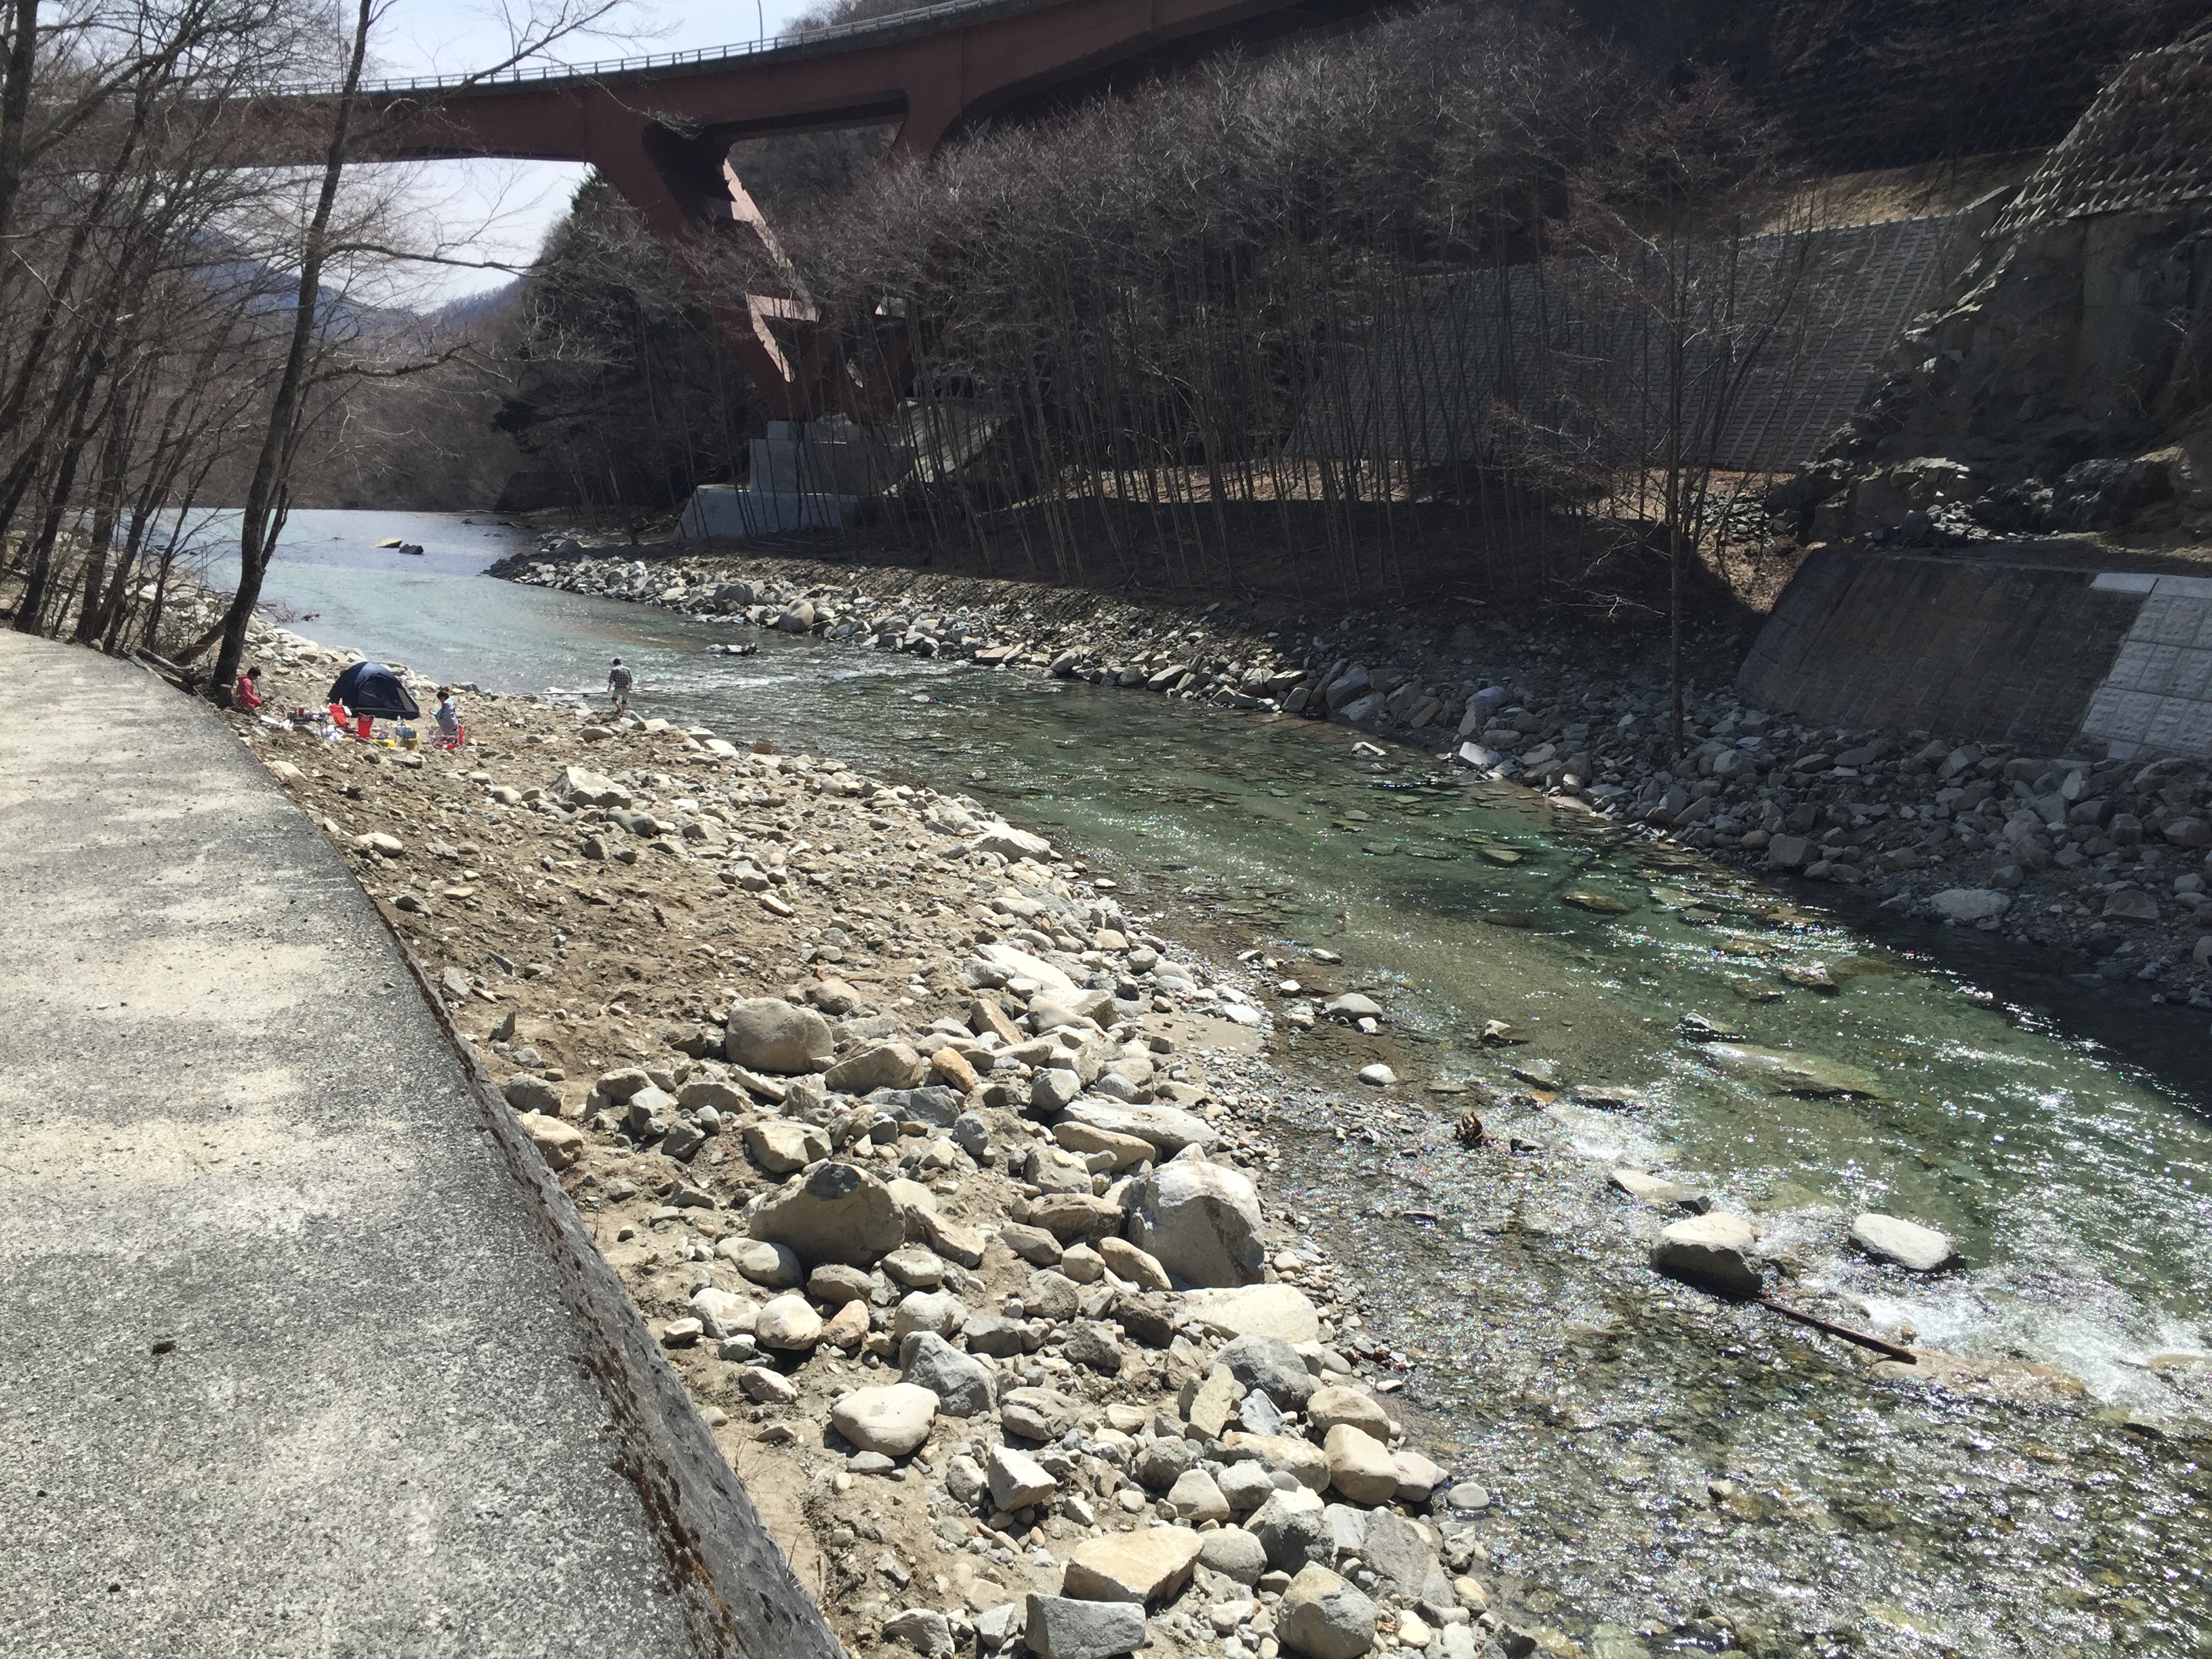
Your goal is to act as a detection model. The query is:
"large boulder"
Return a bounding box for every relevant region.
[1124,1159,1265,1288]
[1651,1212,1763,1296]
[724,997,833,1073]
[750,1162,906,1267]
[830,1382,937,1456]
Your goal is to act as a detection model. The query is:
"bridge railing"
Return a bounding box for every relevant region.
[275,0,1030,98]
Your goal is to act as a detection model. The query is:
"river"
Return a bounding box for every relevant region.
[228,508,2212,1654]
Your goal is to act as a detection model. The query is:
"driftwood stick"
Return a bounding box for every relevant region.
[1759,1296,1916,1362]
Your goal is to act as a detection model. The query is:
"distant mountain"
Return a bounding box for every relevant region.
[426,279,523,333]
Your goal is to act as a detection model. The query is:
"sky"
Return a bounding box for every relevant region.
[367,0,824,304]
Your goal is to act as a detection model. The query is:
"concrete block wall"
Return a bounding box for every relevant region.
[2080,573,2212,758]
[1739,548,2212,760]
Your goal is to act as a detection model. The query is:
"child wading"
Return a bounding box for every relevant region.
[607,657,634,712]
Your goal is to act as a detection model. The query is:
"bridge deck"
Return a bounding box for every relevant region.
[0,633,834,1658]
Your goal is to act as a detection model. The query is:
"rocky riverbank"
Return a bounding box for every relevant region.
[494,544,2212,1014]
[209,624,1537,1659]
[186,600,2212,1659]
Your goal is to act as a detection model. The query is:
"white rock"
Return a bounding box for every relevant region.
[1124,1159,1265,1288]
[1356,1063,1397,1088]
[1651,1212,1763,1296]
[1931,887,2011,923]
[755,1292,823,1351]
[830,1382,939,1456]
[1323,1424,1401,1504]
[987,1444,1060,1511]
[1849,1211,1959,1272]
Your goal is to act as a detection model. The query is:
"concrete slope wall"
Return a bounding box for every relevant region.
[0,634,841,1659]
[1736,547,2148,753]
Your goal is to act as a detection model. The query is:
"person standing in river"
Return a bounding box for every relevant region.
[607,657,634,712]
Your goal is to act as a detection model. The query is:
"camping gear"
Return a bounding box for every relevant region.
[328,660,420,720]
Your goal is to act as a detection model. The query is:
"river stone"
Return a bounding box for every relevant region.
[999,1223,1064,1266]
[1200,1526,1269,1584]
[819,1299,870,1348]
[1058,1098,1221,1155]
[1214,1334,1317,1410]
[1025,1269,1082,1322]
[1025,1594,1147,1659]
[1280,1564,1378,1659]
[522,1114,583,1170]
[724,997,834,1073]
[1000,1387,1078,1441]
[1057,1120,1156,1170]
[1031,1067,1084,1112]
[751,1162,906,1267]
[1305,1385,1391,1441]
[807,1263,875,1306]
[1651,1212,1763,1296]
[1392,1450,1446,1503]
[1180,1284,1323,1343]
[826,1042,930,1094]
[1137,1436,1201,1492]
[1324,1424,1400,1504]
[882,1607,954,1658]
[1022,1192,1123,1240]
[554,764,628,806]
[2104,888,2160,922]
[972,822,1055,861]
[1931,887,2011,922]
[1124,1160,1265,1288]
[745,1119,829,1174]
[718,1236,804,1289]
[1166,1469,1231,1524]
[1361,1509,1454,1603]
[1061,1526,1205,1603]
[831,1382,939,1456]
[1700,1042,1883,1098]
[1850,1212,1959,1272]
[1607,1168,1698,1208]
[1249,1488,1333,1570]
[503,1073,562,1114]
[901,1331,998,1416]
[891,1290,968,1343]
[1221,1431,1329,1492]
[988,1444,1059,1511]
[1216,1460,1275,1513]
[977,941,1078,994]
[755,1293,823,1351]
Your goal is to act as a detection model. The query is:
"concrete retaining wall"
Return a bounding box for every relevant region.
[1738,547,2212,759]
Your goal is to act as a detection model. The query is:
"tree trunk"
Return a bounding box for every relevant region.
[210,0,373,700]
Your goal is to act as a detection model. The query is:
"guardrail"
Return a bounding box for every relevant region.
[276,0,1023,97]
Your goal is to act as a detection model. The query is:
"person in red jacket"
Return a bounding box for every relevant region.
[235,667,264,711]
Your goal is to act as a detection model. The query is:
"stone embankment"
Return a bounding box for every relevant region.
[214,626,1531,1659]
[496,547,2212,1010]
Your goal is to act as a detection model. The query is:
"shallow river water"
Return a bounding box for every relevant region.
[237,510,2211,1656]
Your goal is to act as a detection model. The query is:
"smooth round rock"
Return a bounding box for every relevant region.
[830,1382,939,1457]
